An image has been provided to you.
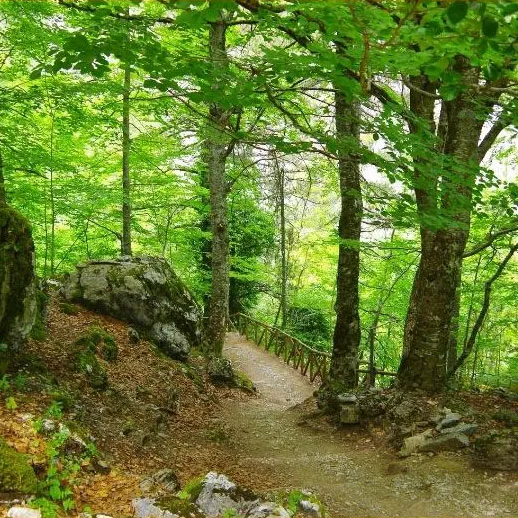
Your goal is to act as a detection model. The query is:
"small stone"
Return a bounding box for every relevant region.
[436,413,462,431]
[337,394,358,404]
[298,500,321,518]
[128,327,140,344]
[7,508,41,518]
[41,419,56,433]
[207,357,234,384]
[93,459,111,474]
[339,403,360,424]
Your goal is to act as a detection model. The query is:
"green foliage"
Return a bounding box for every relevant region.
[176,476,204,502]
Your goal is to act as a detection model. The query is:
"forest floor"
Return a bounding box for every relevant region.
[0,300,517,517]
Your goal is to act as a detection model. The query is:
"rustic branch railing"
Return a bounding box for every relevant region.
[231,313,397,384]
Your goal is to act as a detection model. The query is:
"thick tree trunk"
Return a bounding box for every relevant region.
[206,18,231,356]
[325,90,362,392]
[121,59,132,256]
[398,229,468,391]
[398,62,485,392]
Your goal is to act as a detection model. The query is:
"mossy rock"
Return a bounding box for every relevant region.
[0,206,37,353]
[0,438,38,494]
[233,370,256,393]
[76,349,108,390]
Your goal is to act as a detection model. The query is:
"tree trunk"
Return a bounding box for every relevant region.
[206,17,231,357]
[325,89,362,392]
[0,152,5,207]
[276,155,288,330]
[121,58,132,256]
[398,62,486,393]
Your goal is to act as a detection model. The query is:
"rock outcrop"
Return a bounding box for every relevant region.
[62,256,201,359]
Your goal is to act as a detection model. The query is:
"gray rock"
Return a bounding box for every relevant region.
[207,357,234,384]
[337,394,357,404]
[418,433,470,453]
[248,503,290,518]
[399,429,434,457]
[6,508,41,518]
[133,497,178,518]
[62,256,201,360]
[195,472,258,517]
[298,500,321,518]
[140,469,180,496]
[439,423,478,436]
[340,403,360,424]
[436,413,461,431]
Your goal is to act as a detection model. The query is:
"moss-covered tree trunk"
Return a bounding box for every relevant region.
[0,151,37,365]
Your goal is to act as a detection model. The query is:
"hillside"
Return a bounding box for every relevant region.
[0,294,255,517]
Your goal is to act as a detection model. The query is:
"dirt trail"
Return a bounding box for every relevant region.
[221,332,518,518]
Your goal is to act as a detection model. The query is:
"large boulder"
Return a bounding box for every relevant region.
[62,256,201,359]
[0,207,37,358]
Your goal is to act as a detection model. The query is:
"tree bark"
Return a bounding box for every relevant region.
[121,57,132,256]
[325,89,362,391]
[275,155,288,330]
[0,152,5,207]
[206,16,231,356]
[398,62,486,393]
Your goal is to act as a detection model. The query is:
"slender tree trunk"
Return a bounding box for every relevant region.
[275,155,288,330]
[49,110,56,276]
[0,152,5,207]
[325,89,362,392]
[121,58,132,256]
[206,17,231,356]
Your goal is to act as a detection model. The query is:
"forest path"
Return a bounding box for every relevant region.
[220,332,518,518]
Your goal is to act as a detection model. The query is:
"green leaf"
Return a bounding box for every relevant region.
[29,67,43,80]
[446,2,469,24]
[483,63,501,82]
[439,84,460,101]
[481,16,498,37]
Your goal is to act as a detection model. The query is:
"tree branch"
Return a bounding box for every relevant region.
[450,242,518,376]
[463,222,518,258]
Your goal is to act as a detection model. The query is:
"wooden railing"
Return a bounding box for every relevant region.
[231,313,397,384]
[231,313,330,382]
